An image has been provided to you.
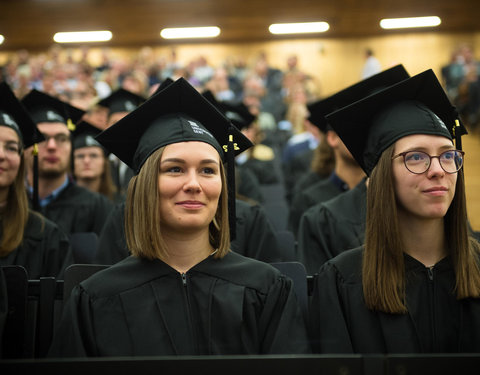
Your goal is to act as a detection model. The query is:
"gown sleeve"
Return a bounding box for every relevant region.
[308,262,354,353]
[258,275,312,354]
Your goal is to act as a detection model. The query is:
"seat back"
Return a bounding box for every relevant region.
[70,232,99,264]
[63,264,109,302]
[270,261,309,321]
[2,265,30,358]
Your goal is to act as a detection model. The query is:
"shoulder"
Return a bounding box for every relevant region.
[196,252,284,294]
[24,211,64,239]
[320,247,363,284]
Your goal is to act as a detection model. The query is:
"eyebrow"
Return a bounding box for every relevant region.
[161,158,219,165]
[400,144,455,153]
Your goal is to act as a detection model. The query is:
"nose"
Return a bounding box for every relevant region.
[183,170,201,192]
[46,137,57,149]
[427,156,445,178]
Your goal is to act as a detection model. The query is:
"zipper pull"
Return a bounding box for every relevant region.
[181,272,187,286]
[427,266,434,281]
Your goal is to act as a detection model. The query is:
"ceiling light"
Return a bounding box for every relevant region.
[269,22,330,35]
[380,16,441,29]
[0,35,4,45]
[160,26,221,39]
[53,31,113,43]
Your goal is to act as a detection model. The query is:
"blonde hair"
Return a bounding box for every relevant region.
[125,146,230,260]
[363,143,480,313]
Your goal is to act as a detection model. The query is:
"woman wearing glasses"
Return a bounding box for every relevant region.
[309,69,480,353]
[0,83,71,280]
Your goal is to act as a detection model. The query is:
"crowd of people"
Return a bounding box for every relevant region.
[1,43,480,359]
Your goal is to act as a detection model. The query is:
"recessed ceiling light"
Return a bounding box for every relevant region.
[269,22,330,35]
[380,16,441,29]
[160,26,221,39]
[0,35,4,45]
[53,31,113,43]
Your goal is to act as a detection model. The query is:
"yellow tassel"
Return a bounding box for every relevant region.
[67,118,76,132]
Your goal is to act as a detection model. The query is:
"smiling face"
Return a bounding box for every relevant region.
[157,141,222,234]
[392,134,458,221]
[0,126,21,200]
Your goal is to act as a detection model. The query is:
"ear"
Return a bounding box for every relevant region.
[326,130,340,148]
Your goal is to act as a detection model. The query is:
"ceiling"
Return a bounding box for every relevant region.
[1,0,479,50]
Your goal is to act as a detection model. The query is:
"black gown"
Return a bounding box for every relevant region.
[33,181,114,237]
[288,173,348,236]
[297,179,366,274]
[48,252,311,357]
[0,212,72,279]
[309,247,480,354]
[96,199,284,265]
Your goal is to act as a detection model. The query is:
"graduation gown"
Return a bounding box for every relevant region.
[96,200,284,265]
[309,247,480,354]
[236,165,264,204]
[297,179,366,274]
[288,173,348,236]
[283,148,314,204]
[33,181,114,237]
[48,252,311,357]
[0,212,72,279]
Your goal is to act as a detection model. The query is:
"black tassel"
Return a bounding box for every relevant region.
[32,144,40,211]
[227,130,236,241]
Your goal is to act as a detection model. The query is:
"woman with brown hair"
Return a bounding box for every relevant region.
[0,82,71,279]
[48,77,310,357]
[309,69,480,353]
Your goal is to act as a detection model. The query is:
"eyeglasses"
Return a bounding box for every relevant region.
[392,150,465,174]
[39,133,70,147]
[74,152,102,160]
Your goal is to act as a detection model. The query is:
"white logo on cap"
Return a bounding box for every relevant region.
[85,135,101,147]
[433,113,448,131]
[187,120,214,138]
[125,101,136,112]
[2,113,19,130]
[47,110,65,123]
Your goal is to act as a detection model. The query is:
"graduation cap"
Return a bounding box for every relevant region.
[21,90,85,132]
[203,90,256,131]
[72,121,108,155]
[307,64,410,133]
[0,83,45,210]
[325,69,467,176]
[97,88,146,116]
[96,77,253,239]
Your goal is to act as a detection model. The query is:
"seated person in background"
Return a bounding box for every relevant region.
[72,121,119,203]
[296,65,409,272]
[0,83,71,279]
[21,90,114,236]
[97,88,146,197]
[309,69,480,354]
[49,77,310,357]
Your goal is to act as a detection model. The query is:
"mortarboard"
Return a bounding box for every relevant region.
[0,83,45,210]
[203,90,256,131]
[72,121,108,155]
[97,88,146,116]
[21,90,85,132]
[0,82,44,148]
[325,69,467,176]
[96,77,253,239]
[307,64,410,133]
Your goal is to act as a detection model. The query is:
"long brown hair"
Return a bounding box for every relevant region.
[97,157,118,201]
[0,151,29,256]
[125,146,230,261]
[363,143,480,313]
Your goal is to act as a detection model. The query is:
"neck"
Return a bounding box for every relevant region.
[76,177,101,193]
[335,158,365,190]
[398,211,447,267]
[28,170,67,199]
[161,228,215,273]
